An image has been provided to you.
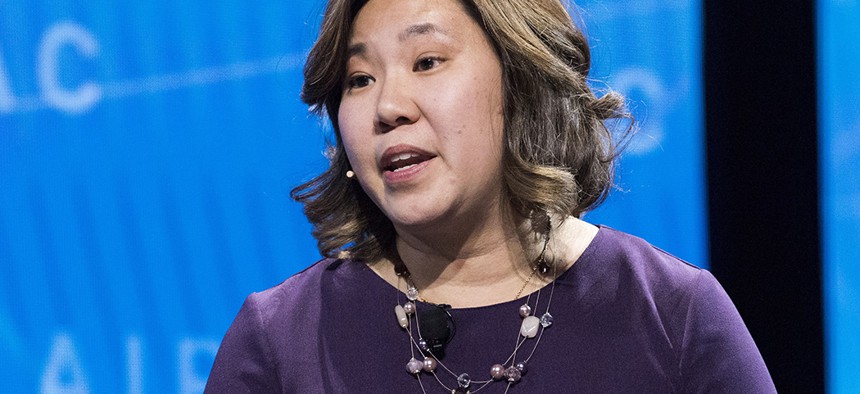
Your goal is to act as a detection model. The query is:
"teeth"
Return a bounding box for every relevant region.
[393,164,417,172]
[391,153,419,163]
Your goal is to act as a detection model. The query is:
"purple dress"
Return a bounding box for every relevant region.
[205,227,776,393]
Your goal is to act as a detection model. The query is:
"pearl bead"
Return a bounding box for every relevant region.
[418,338,430,351]
[394,305,408,329]
[490,364,505,380]
[520,315,540,338]
[406,358,423,374]
[505,366,522,383]
[518,304,532,317]
[515,361,528,375]
[423,357,437,372]
[403,302,416,315]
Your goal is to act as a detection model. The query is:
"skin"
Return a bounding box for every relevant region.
[339,0,597,307]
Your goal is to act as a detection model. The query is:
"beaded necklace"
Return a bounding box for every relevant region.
[393,238,556,393]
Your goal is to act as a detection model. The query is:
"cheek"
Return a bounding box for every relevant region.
[337,104,356,142]
[338,106,372,170]
[459,80,504,148]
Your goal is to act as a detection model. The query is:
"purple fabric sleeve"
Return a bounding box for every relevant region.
[677,270,775,392]
[206,293,281,393]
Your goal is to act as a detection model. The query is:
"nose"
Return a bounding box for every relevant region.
[374,76,419,133]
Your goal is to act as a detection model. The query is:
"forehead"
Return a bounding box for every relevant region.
[349,0,475,44]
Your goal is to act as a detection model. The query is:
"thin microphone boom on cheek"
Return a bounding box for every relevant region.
[418,303,455,359]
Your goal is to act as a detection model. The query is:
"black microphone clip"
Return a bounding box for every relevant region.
[417,303,455,359]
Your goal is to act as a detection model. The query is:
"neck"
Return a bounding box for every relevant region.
[390,203,542,307]
[382,215,597,308]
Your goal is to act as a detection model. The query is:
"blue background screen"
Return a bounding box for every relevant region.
[819,0,860,392]
[0,1,706,392]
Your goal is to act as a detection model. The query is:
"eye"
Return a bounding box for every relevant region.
[347,75,373,89]
[413,56,444,72]
[345,74,374,91]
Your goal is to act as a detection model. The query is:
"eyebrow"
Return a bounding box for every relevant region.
[346,43,366,59]
[346,23,450,60]
[398,23,449,42]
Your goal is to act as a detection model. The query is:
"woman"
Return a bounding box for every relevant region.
[206,0,776,392]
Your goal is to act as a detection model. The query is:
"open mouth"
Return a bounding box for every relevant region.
[384,152,431,172]
[380,148,436,174]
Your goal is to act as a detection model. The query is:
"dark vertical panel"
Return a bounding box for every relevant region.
[704,0,823,391]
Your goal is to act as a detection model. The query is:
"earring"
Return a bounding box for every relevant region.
[346,170,355,178]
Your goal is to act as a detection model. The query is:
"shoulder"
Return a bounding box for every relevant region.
[575,226,716,341]
[242,257,365,325]
[206,257,374,391]
[579,226,775,392]
[582,226,735,343]
[247,258,338,311]
[582,226,706,300]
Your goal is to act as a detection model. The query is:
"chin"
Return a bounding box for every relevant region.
[385,205,454,231]
[388,212,442,229]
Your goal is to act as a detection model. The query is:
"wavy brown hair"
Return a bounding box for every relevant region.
[292,0,631,261]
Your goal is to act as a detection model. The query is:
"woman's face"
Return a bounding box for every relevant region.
[338,0,505,231]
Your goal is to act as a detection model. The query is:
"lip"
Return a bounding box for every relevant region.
[379,144,436,184]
